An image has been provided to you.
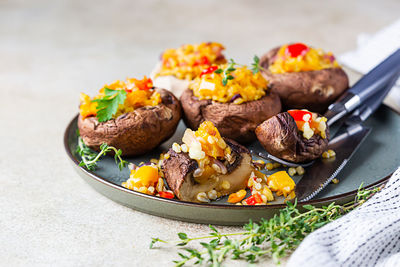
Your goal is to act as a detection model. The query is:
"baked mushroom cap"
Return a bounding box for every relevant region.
[255,112,329,163]
[180,88,281,143]
[260,47,349,113]
[162,138,253,202]
[78,88,181,156]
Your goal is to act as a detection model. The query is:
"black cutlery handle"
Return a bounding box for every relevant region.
[348,48,400,103]
[347,71,399,124]
[326,49,400,126]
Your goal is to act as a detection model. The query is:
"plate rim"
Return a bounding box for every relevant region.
[64,114,392,209]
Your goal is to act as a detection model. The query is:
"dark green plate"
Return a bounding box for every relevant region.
[64,105,399,225]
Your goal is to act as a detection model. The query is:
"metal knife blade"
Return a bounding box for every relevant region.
[294,124,371,202]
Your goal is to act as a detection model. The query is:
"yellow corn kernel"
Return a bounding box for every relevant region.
[262,186,274,201]
[273,163,281,168]
[172,142,181,153]
[138,186,148,194]
[181,144,188,153]
[285,191,296,201]
[266,163,274,170]
[288,167,297,176]
[332,178,339,184]
[247,177,254,188]
[221,180,231,190]
[296,166,305,175]
[207,190,218,200]
[156,178,164,192]
[196,192,209,203]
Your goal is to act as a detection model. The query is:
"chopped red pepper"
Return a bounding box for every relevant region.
[130,76,153,91]
[245,193,263,205]
[159,191,174,199]
[286,43,309,58]
[288,110,312,122]
[194,56,210,66]
[200,66,218,77]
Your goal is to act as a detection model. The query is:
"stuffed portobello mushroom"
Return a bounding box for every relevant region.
[180,64,281,143]
[78,77,181,156]
[260,43,349,113]
[162,121,255,202]
[121,121,297,204]
[151,42,227,98]
[256,110,329,163]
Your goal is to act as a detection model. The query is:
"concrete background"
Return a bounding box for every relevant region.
[1,0,399,266]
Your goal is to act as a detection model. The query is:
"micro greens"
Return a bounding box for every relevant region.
[92,87,127,122]
[150,184,382,266]
[251,55,263,74]
[214,56,266,86]
[76,135,128,171]
[215,59,236,86]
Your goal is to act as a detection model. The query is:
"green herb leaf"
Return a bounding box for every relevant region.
[209,225,218,233]
[93,88,127,122]
[178,233,188,240]
[76,135,128,171]
[302,204,314,210]
[251,55,262,74]
[151,184,382,266]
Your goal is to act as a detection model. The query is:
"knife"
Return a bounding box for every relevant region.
[294,72,399,202]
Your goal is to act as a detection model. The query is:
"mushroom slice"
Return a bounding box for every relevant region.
[162,139,254,202]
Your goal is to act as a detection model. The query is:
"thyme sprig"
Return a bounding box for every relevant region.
[214,56,266,86]
[76,136,128,171]
[251,55,264,74]
[215,59,236,86]
[150,184,382,266]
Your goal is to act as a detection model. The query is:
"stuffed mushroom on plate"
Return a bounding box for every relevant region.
[259,43,349,113]
[78,77,181,156]
[180,63,282,143]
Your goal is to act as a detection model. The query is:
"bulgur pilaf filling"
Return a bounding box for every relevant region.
[189,65,268,104]
[79,76,160,120]
[269,43,340,74]
[155,42,226,80]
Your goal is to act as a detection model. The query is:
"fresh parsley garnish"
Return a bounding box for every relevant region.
[92,88,127,122]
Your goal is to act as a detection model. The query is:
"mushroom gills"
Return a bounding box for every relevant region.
[178,154,253,202]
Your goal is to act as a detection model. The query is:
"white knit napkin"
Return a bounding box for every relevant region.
[287,167,400,267]
[339,19,400,112]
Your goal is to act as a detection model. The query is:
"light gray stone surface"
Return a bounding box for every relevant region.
[1,0,399,266]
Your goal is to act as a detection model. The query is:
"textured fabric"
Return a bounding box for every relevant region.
[287,167,400,267]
